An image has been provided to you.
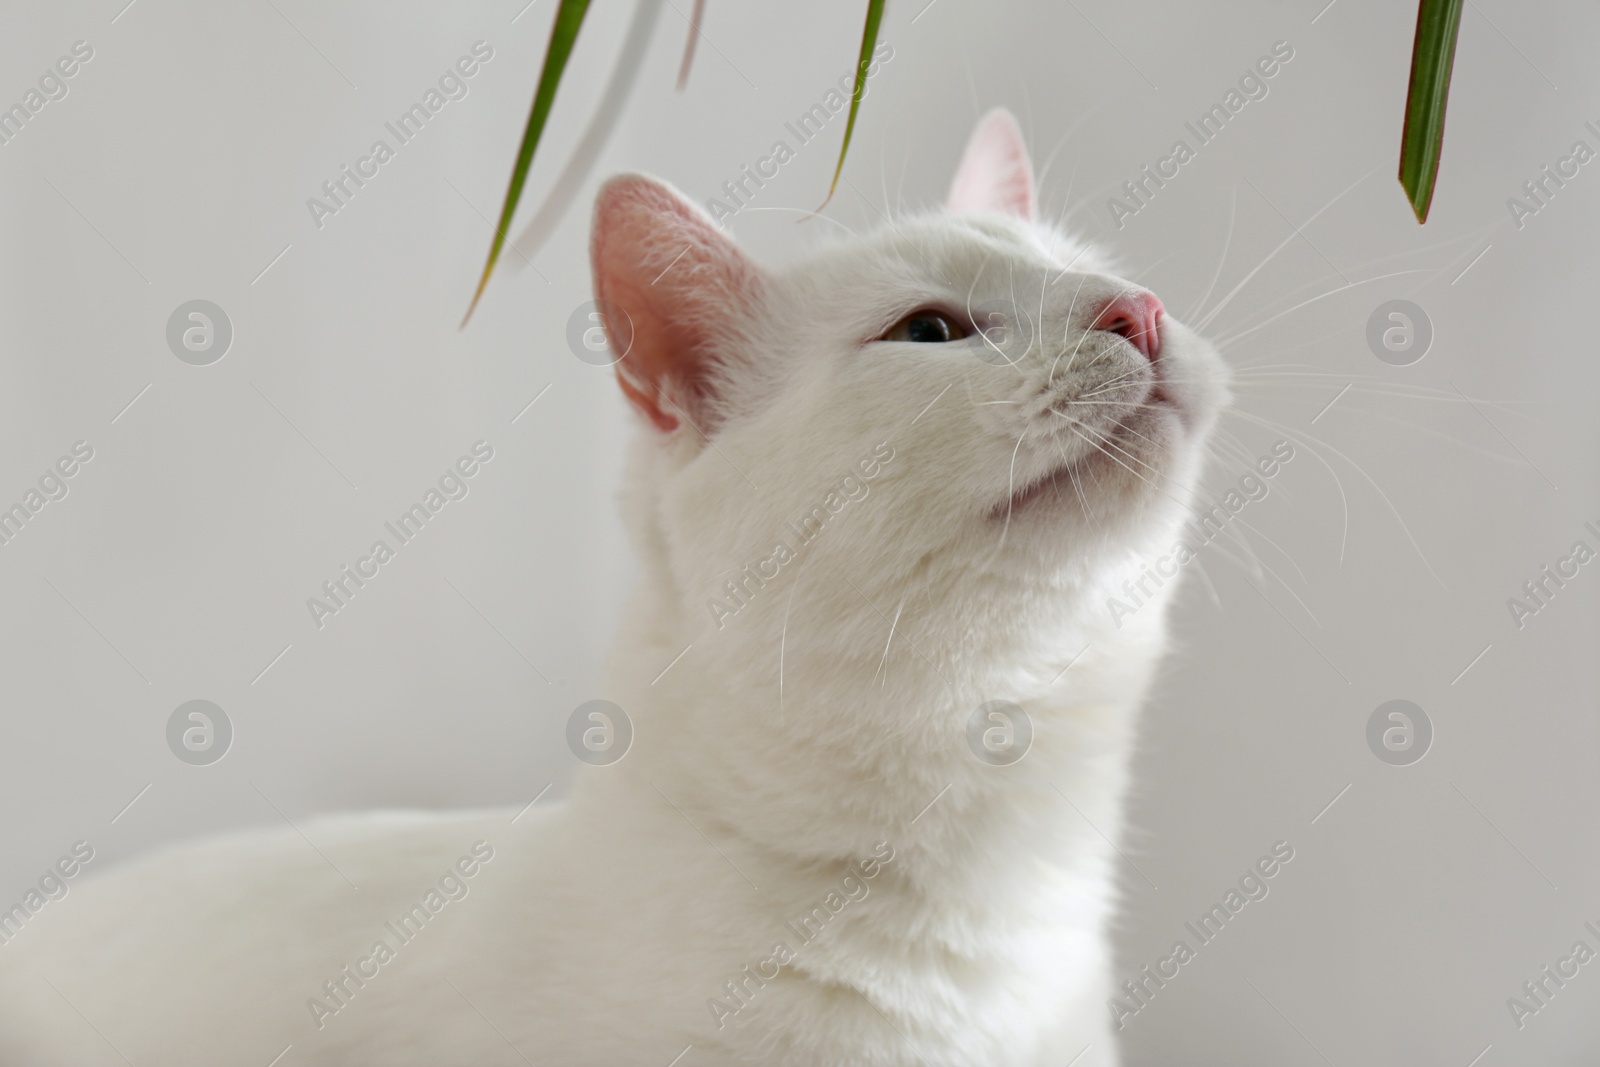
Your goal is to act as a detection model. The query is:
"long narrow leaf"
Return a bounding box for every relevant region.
[463,0,593,326]
[817,0,887,211]
[1398,0,1463,223]
[511,0,666,264]
[675,0,707,90]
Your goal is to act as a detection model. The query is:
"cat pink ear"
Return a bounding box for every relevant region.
[946,109,1036,219]
[590,174,764,434]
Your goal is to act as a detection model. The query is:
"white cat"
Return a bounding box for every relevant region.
[0,109,1226,1066]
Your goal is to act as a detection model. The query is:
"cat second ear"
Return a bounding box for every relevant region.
[590,174,765,434]
[946,108,1036,219]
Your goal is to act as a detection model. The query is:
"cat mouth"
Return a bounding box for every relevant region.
[989,383,1181,519]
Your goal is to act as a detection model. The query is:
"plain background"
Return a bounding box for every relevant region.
[1,0,1596,1063]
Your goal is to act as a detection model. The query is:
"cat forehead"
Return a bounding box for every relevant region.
[786,212,1110,297]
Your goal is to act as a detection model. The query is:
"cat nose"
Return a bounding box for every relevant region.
[1090,290,1164,362]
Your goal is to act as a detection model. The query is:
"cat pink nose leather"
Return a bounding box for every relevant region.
[1090,290,1164,362]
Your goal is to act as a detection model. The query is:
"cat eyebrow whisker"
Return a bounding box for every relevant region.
[1048,245,1090,287]
[1194,163,1379,334]
[1036,101,1103,198]
[739,207,860,237]
[1210,215,1496,348]
[1128,249,1184,286]
[1213,269,1431,350]
[1040,159,1081,268]
[1049,274,1092,383]
[1006,268,1024,371]
[1181,180,1239,323]
[842,175,932,266]
[967,256,1026,372]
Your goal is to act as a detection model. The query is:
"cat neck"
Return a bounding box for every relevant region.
[589,565,1170,904]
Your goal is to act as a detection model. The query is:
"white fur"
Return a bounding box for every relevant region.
[0,116,1226,1065]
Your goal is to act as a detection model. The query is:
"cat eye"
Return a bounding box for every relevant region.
[879,310,969,344]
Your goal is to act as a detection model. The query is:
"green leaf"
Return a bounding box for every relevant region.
[1398,0,1464,224]
[817,0,887,212]
[464,0,594,326]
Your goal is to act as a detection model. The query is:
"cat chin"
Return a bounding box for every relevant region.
[987,402,1187,523]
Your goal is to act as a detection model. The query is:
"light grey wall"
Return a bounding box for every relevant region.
[1,1,1595,1064]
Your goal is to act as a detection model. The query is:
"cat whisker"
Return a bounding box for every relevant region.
[1218,379,1539,458]
[1047,246,1092,288]
[1228,369,1533,412]
[1103,419,1176,460]
[1042,159,1081,266]
[1077,375,1141,399]
[1130,249,1185,287]
[1194,163,1380,334]
[1047,406,1175,461]
[1226,407,1448,590]
[1055,416,1162,484]
[1064,425,1162,492]
[1209,425,1281,483]
[1036,101,1105,198]
[1181,180,1238,323]
[778,574,801,716]
[1213,269,1434,350]
[1230,512,1313,596]
[1229,215,1497,319]
[1050,435,1098,522]
[1050,275,1094,381]
[740,206,859,237]
[993,430,1030,554]
[873,593,907,689]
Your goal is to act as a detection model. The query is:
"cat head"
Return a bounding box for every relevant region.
[589,109,1228,695]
